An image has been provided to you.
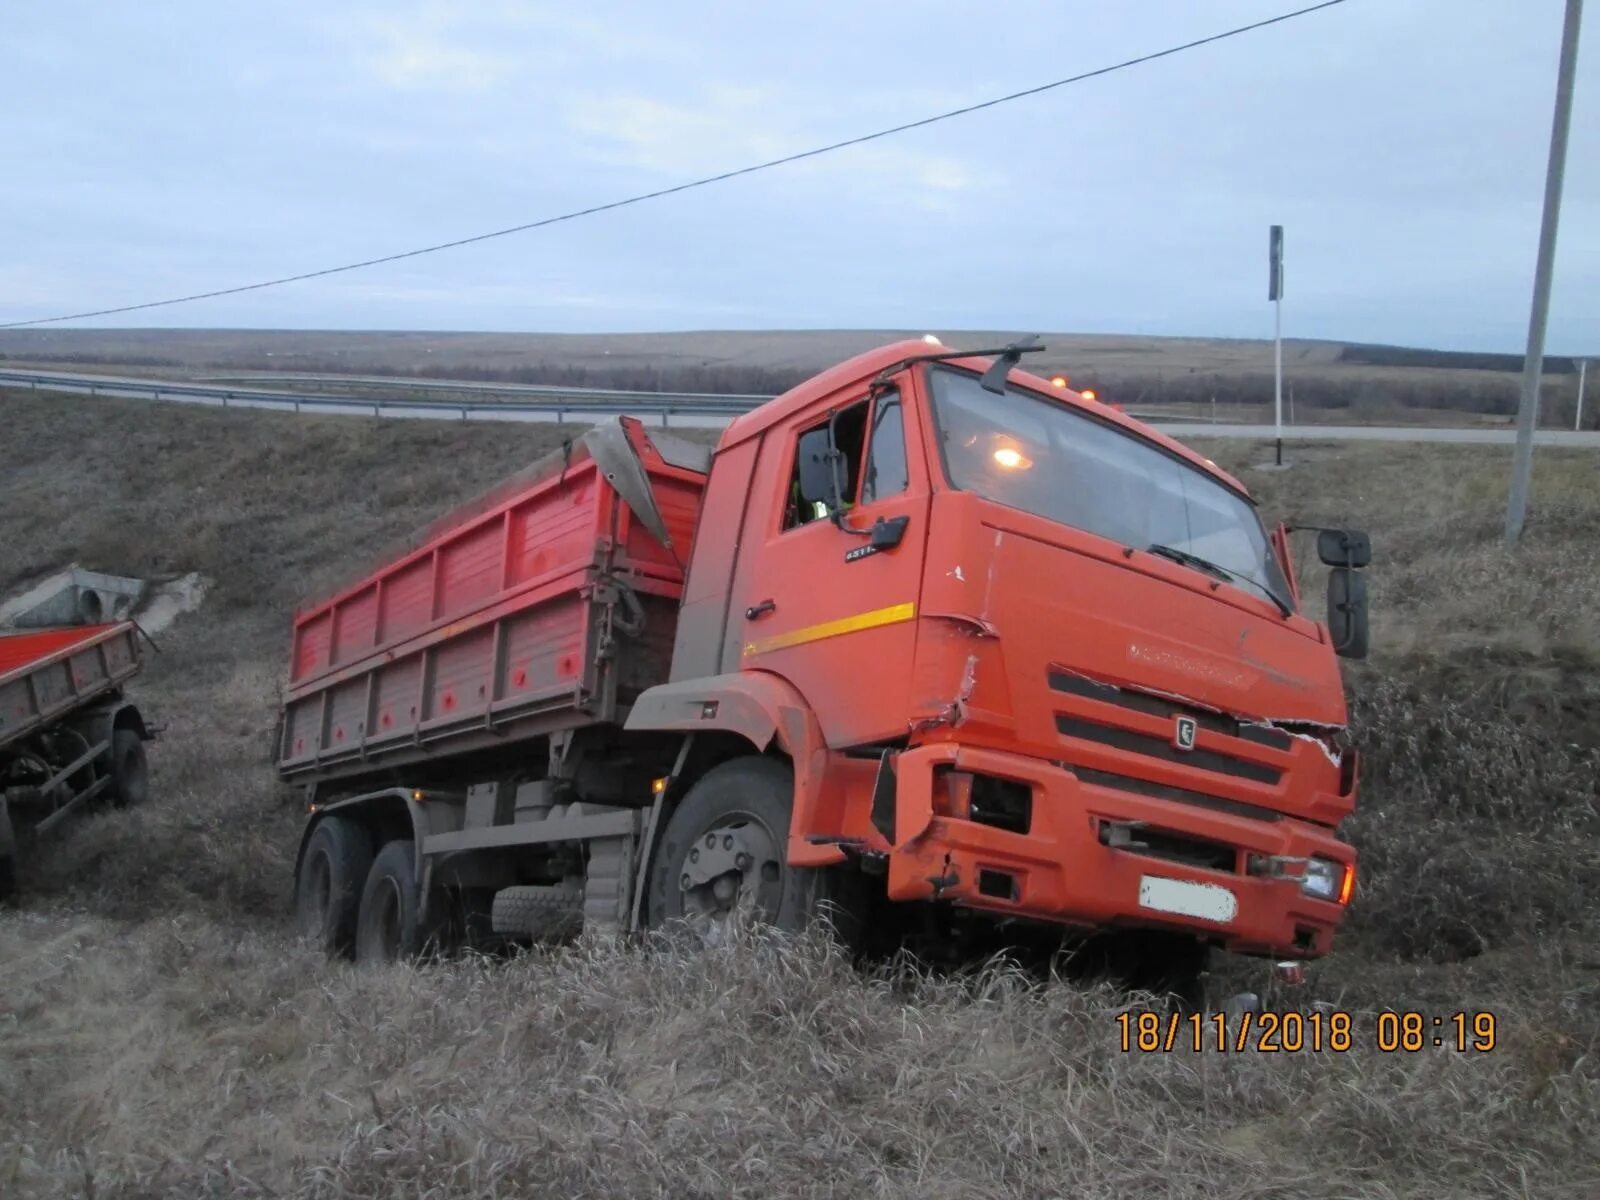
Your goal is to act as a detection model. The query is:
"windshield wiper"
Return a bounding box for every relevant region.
[1145,544,1292,618]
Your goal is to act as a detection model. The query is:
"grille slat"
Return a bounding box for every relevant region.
[1056,715,1283,785]
[1047,669,1292,750]
[1073,766,1283,823]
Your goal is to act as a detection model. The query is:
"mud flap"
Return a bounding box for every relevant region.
[883,744,954,902]
[869,750,898,843]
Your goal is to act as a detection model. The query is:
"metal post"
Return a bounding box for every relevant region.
[1269,223,1285,466]
[1274,295,1283,464]
[1506,0,1584,545]
[1575,358,1588,431]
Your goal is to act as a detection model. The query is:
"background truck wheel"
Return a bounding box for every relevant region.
[107,729,149,808]
[296,815,374,957]
[647,756,843,937]
[355,839,443,964]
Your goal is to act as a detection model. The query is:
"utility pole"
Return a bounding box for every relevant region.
[1506,0,1584,545]
[1575,358,1589,430]
[1270,225,1285,465]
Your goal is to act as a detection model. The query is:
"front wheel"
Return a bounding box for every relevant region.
[646,757,854,940]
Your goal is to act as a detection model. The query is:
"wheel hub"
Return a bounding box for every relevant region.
[676,819,778,922]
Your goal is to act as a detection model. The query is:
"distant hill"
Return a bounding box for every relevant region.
[0,327,1590,420]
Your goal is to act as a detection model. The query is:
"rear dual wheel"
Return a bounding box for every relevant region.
[107,729,149,808]
[295,816,373,957]
[354,839,448,963]
[296,823,447,963]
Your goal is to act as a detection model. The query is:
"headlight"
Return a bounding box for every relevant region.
[1302,857,1354,905]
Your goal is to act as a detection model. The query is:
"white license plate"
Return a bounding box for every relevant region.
[1138,875,1238,924]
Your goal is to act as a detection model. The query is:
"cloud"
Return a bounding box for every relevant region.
[332,1,689,93]
[564,85,985,210]
[347,6,515,92]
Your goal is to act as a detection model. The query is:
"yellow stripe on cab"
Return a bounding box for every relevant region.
[743,601,916,657]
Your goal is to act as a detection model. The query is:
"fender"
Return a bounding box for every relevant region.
[291,787,434,883]
[68,698,150,746]
[625,671,843,866]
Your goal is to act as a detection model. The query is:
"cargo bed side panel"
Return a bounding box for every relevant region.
[0,623,142,752]
[277,423,707,786]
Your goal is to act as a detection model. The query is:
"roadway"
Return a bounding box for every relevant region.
[4,367,1597,446]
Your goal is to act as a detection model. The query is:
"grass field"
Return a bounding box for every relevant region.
[1,387,1597,1198]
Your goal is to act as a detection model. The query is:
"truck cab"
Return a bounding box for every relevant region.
[631,339,1366,969]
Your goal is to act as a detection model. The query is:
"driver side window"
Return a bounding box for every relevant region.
[861,396,908,504]
[781,391,908,531]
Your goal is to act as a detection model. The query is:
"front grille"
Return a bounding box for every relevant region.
[1074,766,1283,823]
[1056,715,1282,785]
[1048,669,1292,750]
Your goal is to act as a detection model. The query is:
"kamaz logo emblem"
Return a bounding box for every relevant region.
[1174,716,1198,751]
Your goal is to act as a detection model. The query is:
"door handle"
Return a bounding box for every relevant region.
[745,599,777,620]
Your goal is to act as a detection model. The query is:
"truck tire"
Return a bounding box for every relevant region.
[646,756,848,937]
[296,816,374,958]
[355,840,444,964]
[0,803,16,901]
[107,729,150,808]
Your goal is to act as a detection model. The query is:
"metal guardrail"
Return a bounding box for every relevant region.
[0,368,764,426]
[8,367,1594,446]
[197,372,776,404]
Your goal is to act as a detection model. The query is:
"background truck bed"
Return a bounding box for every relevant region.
[276,419,707,791]
[0,622,143,752]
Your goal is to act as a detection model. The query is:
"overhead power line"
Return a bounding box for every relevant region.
[2,0,1350,329]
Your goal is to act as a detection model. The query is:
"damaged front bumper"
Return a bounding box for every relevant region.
[882,742,1354,957]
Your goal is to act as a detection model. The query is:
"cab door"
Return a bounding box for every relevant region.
[734,381,930,748]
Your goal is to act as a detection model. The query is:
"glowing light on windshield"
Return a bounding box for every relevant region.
[993,447,1031,470]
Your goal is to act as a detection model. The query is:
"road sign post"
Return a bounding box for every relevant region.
[1575,358,1588,431]
[1506,0,1584,545]
[1269,225,1284,465]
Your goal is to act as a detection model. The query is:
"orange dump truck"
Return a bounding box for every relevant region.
[283,339,1370,993]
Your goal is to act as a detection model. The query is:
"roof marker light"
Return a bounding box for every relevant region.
[922,333,942,345]
[1081,388,1098,402]
[1050,376,1068,388]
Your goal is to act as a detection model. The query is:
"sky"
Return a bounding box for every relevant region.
[3,1,1596,352]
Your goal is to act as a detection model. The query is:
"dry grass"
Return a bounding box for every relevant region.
[2,390,1598,1198]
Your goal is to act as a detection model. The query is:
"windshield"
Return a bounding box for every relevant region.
[928,367,1294,612]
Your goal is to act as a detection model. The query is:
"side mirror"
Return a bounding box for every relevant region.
[1317,529,1371,568]
[1327,567,1369,659]
[796,427,836,507]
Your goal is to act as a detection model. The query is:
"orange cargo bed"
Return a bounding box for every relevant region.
[276,419,707,787]
[0,622,143,751]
